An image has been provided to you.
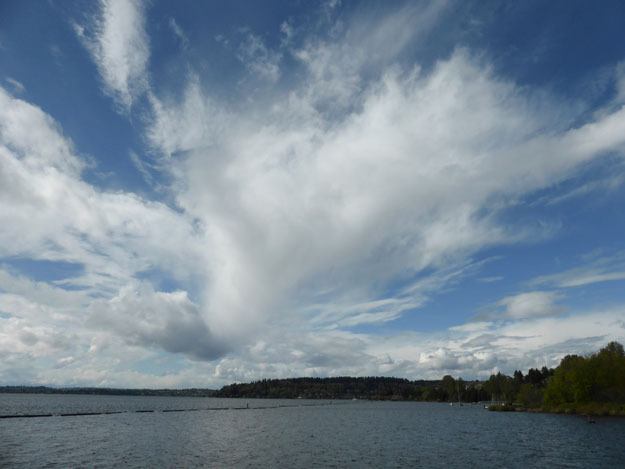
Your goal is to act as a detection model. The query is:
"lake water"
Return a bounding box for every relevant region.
[1,394,624,467]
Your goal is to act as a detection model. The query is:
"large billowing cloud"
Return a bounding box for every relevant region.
[143,4,625,377]
[149,48,625,340]
[1,1,625,386]
[0,86,217,376]
[88,283,226,360]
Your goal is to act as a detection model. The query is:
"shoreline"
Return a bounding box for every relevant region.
[488,403,625,417]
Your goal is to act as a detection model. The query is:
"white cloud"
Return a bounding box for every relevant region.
[280,21,294,47]
[292,1,449,112]
[0,86,209,379]
[148,44,625,347]
[129,150,155,186]
[168,18,189,50]
[543,169,625,206]
[0,87,84,175]
[88,283,226,360]
[495,291,565,319]
[0,315,73,358]
[531,251,625,288]
[204,307,625,382]
[541,270,625,288]
[0,88,203,284]
[236,32,282,82]
[74,0,150,110]
[147,78,226,157]
[615,61,625,103]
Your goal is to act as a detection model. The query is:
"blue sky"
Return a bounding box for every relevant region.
[1,0,625,387]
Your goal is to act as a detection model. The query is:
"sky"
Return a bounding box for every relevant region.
[1,0,625,388]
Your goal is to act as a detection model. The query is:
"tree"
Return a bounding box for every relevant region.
[483,372,513,402]
[525,368,543,386]
[516,383,543,407]
[590,341,625,402]
[601,341,625,357]
[441,375,456,401]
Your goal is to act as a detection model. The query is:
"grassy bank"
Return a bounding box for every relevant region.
[488,402,625,416]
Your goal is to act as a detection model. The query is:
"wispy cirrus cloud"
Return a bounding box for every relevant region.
[236,32,282,82]
[73,0,150,111]
[168,18,189,50]
[4,77,25,94]
[531,251,625,288]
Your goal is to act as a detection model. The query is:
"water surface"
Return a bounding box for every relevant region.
[1,394,624,467]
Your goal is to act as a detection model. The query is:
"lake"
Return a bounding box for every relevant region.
[1,394,624,467]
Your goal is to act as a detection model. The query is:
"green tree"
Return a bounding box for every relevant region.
[589,341,625,402]
[516,383,543,407]
[544,355,590,404]
[441,375,456,401]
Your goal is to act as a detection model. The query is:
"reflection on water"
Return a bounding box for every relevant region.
[1,394,624,467]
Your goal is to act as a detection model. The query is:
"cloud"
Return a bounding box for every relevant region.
[291,1,449,112]
[129,150,155,186]
[236,32,282,82]
[376,309,624,377]
[615,61,625,103]
[49,44,63,59]
[280,21,294,47]
[88,283,226,360]
[148,41,625,347]
[0,86,208,365]
[542,165,625,206]
[0,87,202,281]
[0,87,84,175]
[495,291,565,319]
[531,251,625,288]
[477,276,504,283]
[5,77,25,94]
[74,0,150,110]
[168,18,189,50]
[0,313,74,359]
[307,258,488,329]
[214,307,625,381]
[147,76,226,157]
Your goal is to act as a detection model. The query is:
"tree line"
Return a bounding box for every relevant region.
[487,341,625,415]
[213,376,491,401]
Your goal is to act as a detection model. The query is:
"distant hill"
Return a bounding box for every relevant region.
[213,376,457,401]
[0,386,216,397]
